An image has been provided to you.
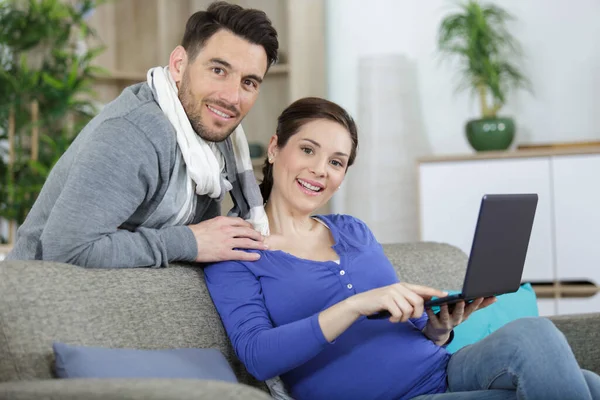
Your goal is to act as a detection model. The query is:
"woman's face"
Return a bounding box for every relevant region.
[268,118,354,214]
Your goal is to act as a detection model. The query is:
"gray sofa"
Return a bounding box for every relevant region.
[1,242,599,400]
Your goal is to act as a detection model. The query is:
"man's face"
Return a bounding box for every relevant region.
[176,29,268,142]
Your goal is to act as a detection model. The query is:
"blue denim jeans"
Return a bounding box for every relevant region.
[413,317,600,399]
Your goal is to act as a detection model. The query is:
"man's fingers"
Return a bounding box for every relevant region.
[233,238,269,251]
[231,227,264,242]
[229,250,261,261]
[191,216,266,263]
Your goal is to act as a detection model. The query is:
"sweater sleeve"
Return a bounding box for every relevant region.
[204,260,331,381]
[410,313,429,331]
[39,118,197,268]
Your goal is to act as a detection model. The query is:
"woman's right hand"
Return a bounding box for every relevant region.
[344,283,448,323]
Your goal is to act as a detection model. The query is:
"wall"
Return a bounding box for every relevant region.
[326,0,600,216]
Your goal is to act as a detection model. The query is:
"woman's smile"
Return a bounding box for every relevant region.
[296,178,325,196]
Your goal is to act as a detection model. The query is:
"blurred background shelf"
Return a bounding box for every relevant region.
[94,63,290,83]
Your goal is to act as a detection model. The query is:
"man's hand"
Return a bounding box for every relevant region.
[188,216,268,263]
[423,297,497,345]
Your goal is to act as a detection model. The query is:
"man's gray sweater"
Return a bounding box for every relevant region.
[7,83,220,267]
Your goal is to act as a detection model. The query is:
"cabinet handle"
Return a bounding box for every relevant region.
[529,281,598,298]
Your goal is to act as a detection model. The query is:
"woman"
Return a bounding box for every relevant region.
[204,97,600,400]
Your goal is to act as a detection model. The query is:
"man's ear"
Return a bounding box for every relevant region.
[169,45,188,84]
[267,135,279,162]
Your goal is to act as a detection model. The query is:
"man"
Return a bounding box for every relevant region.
[6,1,277,268]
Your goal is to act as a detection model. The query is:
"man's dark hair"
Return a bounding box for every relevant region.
[181,1,278,70]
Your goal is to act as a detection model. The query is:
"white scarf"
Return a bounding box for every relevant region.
[147,66,269,236]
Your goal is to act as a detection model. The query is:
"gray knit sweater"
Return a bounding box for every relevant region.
[7,83,221,268]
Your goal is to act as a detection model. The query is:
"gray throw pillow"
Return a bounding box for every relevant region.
[53,342,237,382]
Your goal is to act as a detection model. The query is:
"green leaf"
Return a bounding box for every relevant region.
[437,0,530,116]
[0,0,107,223]
[67,58,80,87]
[83,45,106,63]
[28,159,49,176]
[41,72,64,90]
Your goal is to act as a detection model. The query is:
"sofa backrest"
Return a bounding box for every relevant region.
[0,260,259,386]
[381,242,467,290]
[0,243,467,386]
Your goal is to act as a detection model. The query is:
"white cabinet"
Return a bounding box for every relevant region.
[418,150,600,316]
[419,157,554,282]
[557,293,600,316]
[552,155,600,283]
[537,298,558,316]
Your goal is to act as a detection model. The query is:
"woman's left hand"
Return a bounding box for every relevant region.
[422,297,497,345]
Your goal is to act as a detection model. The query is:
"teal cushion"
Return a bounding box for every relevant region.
[435,283,539,353]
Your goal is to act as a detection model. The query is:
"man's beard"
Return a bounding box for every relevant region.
[178,70,239,142]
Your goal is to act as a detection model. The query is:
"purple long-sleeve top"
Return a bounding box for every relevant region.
[204,214,450,400]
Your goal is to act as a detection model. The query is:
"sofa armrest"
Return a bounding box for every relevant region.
[547,313,600,374]
[0,378,272,400]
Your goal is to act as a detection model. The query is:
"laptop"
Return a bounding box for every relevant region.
[368,193,538,319]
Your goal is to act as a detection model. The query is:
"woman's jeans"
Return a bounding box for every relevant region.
[413,317,600,399]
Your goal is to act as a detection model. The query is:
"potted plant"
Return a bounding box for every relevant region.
[0,0,107,243]
[437,0,530,151]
